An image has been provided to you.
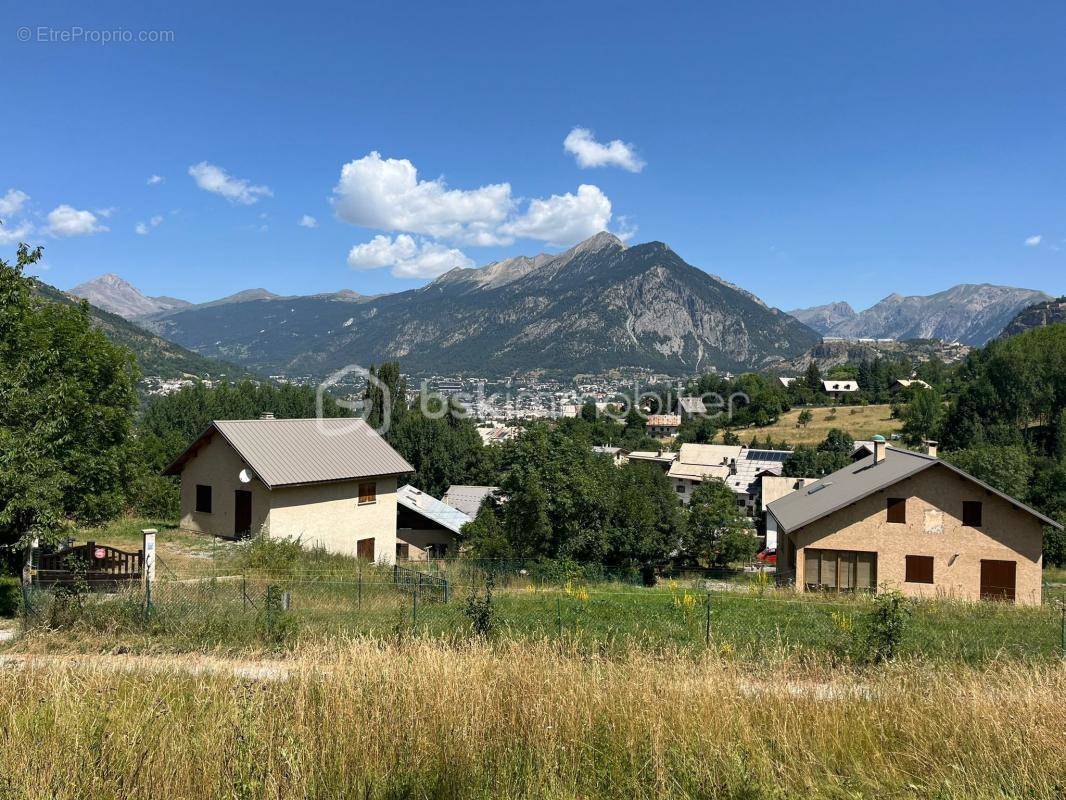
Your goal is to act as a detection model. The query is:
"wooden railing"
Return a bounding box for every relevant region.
[35,541,143,589]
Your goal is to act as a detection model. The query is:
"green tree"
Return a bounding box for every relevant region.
[364,362,407,432]
[942,444,1033,500]
[686,480,754,567]
[462,504,512,560]
[797,409,813,428]
[580,400,597,422]
[0,243,138,560]
[899,386,943,447]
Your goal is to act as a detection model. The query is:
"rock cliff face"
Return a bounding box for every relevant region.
[146,232,820,378]
[787,301,857,333]
[1000,297,1066,338]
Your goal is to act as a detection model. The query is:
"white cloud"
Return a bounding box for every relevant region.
[347,233,474,278]
[95,207,117,219]
[0,189,30,218]
[47,205,108,237]
[0,220,33,245]
[136,215,164,235]
[332,151,513,243]
[147,174,165,186]
[502,184,613,247]
[298,214,318,228]
[1024,234,1042,247]
[188,161,273,205]
[563,127,645,172]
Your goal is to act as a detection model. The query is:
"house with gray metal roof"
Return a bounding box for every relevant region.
[396,485,471,560]
[768,437,1061,605]
[164,415,413,562]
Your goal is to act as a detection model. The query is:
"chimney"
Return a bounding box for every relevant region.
[259,412,275,420]
[872,434,887,464]
[923,439,938,458]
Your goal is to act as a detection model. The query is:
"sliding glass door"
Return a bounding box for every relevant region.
[804,549,877,592]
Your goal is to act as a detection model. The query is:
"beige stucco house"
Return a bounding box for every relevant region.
[769,437,1060,605]
[164,416,413,563]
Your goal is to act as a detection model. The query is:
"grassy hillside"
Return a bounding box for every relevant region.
[33,279,253,381]
[721,403,903,445]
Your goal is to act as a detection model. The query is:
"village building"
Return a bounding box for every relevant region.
[891,378,932,394]
[758,475,818,549]
[627,450,678,471]
[677,396,708,418]
[822,379,860,400]
[396,485,471,560]
[441,485,499,518]
[646,414,681,438]
[591,445,629,465]
[768,436,1061,605]
[163,416,413,562]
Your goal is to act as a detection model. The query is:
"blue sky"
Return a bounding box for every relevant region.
[5,0,1065,310]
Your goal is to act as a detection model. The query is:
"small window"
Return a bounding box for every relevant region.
[676,485,684,493]
[396,542,410,560]
[195,484,212,513]
[887,497,906,524]
[905,555,934,584]
[962,501,982,527]
[358,481,377,505]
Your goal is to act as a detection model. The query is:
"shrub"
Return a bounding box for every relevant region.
[859,590,910,663]
[462,577,495,637]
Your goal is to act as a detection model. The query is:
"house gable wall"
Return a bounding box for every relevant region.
[784,464,1043,604]
[269,476,399,564]
[177,433,271,537]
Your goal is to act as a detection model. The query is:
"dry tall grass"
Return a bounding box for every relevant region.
[1,639,1063,799]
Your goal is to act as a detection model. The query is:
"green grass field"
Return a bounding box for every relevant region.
[719,403,903,445]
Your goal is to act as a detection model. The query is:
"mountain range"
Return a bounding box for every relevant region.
[788,284,1052,345]
[130,232,820,378]
[65,234,1058,381]
[33,280,249,382]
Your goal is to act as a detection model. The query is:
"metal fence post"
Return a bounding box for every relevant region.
[412,589,418,629]
[242,574,248,611]
[704,592,712,646]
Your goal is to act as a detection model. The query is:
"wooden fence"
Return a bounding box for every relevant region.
[35,541,143,590]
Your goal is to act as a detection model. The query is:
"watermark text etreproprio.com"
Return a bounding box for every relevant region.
[17,26,175,44]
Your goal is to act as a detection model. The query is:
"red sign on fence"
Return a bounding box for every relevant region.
[94,548,106,560]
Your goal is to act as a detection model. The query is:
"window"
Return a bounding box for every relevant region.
[358,481,377,505]
[396,542,410,560]
[803,549,877,592]
[905,555,934,584]
[676,485,685,493]
[195,484,212,513]
[887,497,906,524]
[962,501,982,527]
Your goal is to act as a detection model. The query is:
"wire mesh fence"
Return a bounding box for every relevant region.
[17,567,1066,662]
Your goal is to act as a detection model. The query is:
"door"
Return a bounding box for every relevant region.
[234,490,252,538]
[357,537,375,560]
[980,559,1016,602]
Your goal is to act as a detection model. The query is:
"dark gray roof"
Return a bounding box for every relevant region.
[767,447,1062,532]
[163,418,413,488]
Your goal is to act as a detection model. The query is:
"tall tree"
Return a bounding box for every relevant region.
[686,479,754,567]
[0,243,138,559]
